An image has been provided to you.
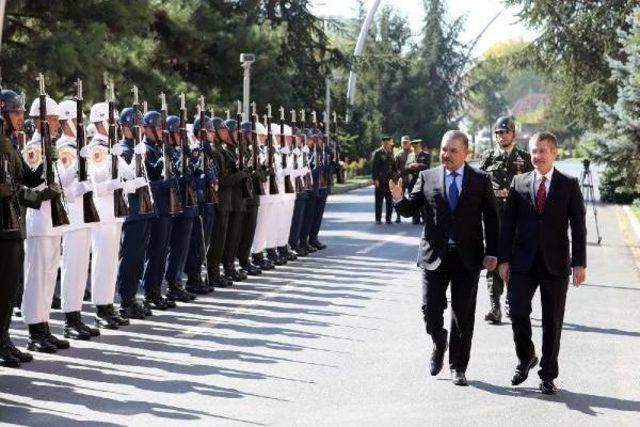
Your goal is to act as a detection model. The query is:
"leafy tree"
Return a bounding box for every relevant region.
[590,7,640,203]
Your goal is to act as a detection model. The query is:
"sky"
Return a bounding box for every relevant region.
[311,0,538,57]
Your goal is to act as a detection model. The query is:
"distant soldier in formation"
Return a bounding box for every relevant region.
[371,136,396,225]
[480,116,533,324]
[393,136,413,223]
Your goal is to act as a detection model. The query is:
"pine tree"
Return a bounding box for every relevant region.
[591,7,640,203]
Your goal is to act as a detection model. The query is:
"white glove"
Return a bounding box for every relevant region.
[280,146,291,155]
[301,166,310,176]
[79,146,91,159]
[189,142,201,152]
[106,178,123,191]
[133,143,147,156]
[72,181,91,197]
[123,180,136,194]
[111,145,125,157]
[134,176,147,189]
[302,146,310,154]
[293,148,301,155]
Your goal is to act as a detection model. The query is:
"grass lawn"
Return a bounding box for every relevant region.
[631,205,640,221]
[334,175,371,188]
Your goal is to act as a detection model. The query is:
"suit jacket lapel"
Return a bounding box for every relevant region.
[522,171,536,208]
[544,168,560,209]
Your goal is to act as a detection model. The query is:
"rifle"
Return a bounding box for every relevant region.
[131,85,154,215]
[107,80,129,218]
[0,119,21,232]
[300,109,313,191]
[160,92,183,215]
[199,96,217,205]
[179,93,198,207]
[312,111,327,189]
[279,106,294,194]
[321,112,330,188]
[333,111,345,184]
[75,79,100,223]
[237,100,253,199]
[250,102,266,196]
[290,109,304,193]
[37,73,69,227]
[265,104,279,195]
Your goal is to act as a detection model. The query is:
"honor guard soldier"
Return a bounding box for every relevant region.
[288,124,309,256]
[251,120,276,270]
[22,94,71,353]
[0,89,43,367]
[297,127,317,254]
[164,114,198,302]
[371,136,397,224]
[115,106,153,320]
[184,114,218,294]
[215,117,248,282]
[405,139,431,224]
[393,136,413,223]
[480,116,533,324]
[56,99,100,340]
[140,110,179,310]
[308,126,333,250]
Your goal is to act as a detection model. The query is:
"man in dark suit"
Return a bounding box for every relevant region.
[391,130,499,386]
[371,137,396,224]
[499,131,586,395]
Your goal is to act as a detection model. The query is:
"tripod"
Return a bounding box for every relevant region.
[580,160,602,245]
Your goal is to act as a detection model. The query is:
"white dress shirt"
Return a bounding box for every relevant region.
[444,164,464,194]
[533,167,554,197]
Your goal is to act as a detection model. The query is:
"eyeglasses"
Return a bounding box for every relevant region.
[495,130,511,135]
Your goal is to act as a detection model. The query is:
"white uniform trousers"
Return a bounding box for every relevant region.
[266,195,285,249]
[22,236,62,325]
[61,228,92,313]
[277,194,296,247]
[252,195,271,254]
[91,223,122,305]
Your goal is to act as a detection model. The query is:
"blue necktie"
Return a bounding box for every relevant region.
[448,171,459,212]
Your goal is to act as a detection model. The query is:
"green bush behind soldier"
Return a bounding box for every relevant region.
[479,116,533,324]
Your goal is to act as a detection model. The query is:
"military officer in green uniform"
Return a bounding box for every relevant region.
[480,116,533,324]
[371,137,396,224]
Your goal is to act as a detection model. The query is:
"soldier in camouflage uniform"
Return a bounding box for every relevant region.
[480,116,533,324]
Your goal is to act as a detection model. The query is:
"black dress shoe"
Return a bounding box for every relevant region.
[375,220,382,225]
[95,306,119,330]
[511,355,539,385]
[301,242,317,253]
[266,249,286,265]
[429,341,448,376]
[27,323,56,353]
[163,296,177,309]
[0,345,21,368]
[539,380,558,395]
[292,244,308,257]
[484,305,502,324]
[309,240,326,250]
[395,216,401,223]
[44,324,70,349]
[5,341,33,363]
[451,370,468,386]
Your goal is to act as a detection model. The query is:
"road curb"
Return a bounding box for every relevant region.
[622,206,640,242]
[331,181,372,194]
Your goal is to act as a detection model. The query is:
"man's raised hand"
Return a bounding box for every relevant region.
[390,177,403,202]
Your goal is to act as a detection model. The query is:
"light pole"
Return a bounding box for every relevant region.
[240,53,255,121]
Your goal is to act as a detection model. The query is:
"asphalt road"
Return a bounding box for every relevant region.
[1,161,639,426]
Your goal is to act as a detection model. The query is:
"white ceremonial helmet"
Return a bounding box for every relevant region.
[270,123,281,136]
[29,96,59,117]
[58,100,77,121]
[255,121,267,136]
[283,124,292,137]
[90,102,109,123]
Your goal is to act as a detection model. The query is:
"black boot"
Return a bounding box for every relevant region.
[27,323,56,353]
[240,262,262,276]
[253,252,275,270]
[107,304,130,326]
[484,300,502,324]
[64,312,92,340]
[95,305,119,330]
[167,283,196,303]
[209,273,232,288]
[0,343,21,368]
[223,267,243,282]
[266,248,285,265]
[186,278,210,295]
[309,240,327,250]
[46,323,71,349]
[3,339,33,363]
[119,300,148,320]
[300,241,317,253]
[144,292,169,311]
[292,243,308,257]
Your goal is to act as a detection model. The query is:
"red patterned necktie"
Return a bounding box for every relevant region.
[536,176,547,214]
